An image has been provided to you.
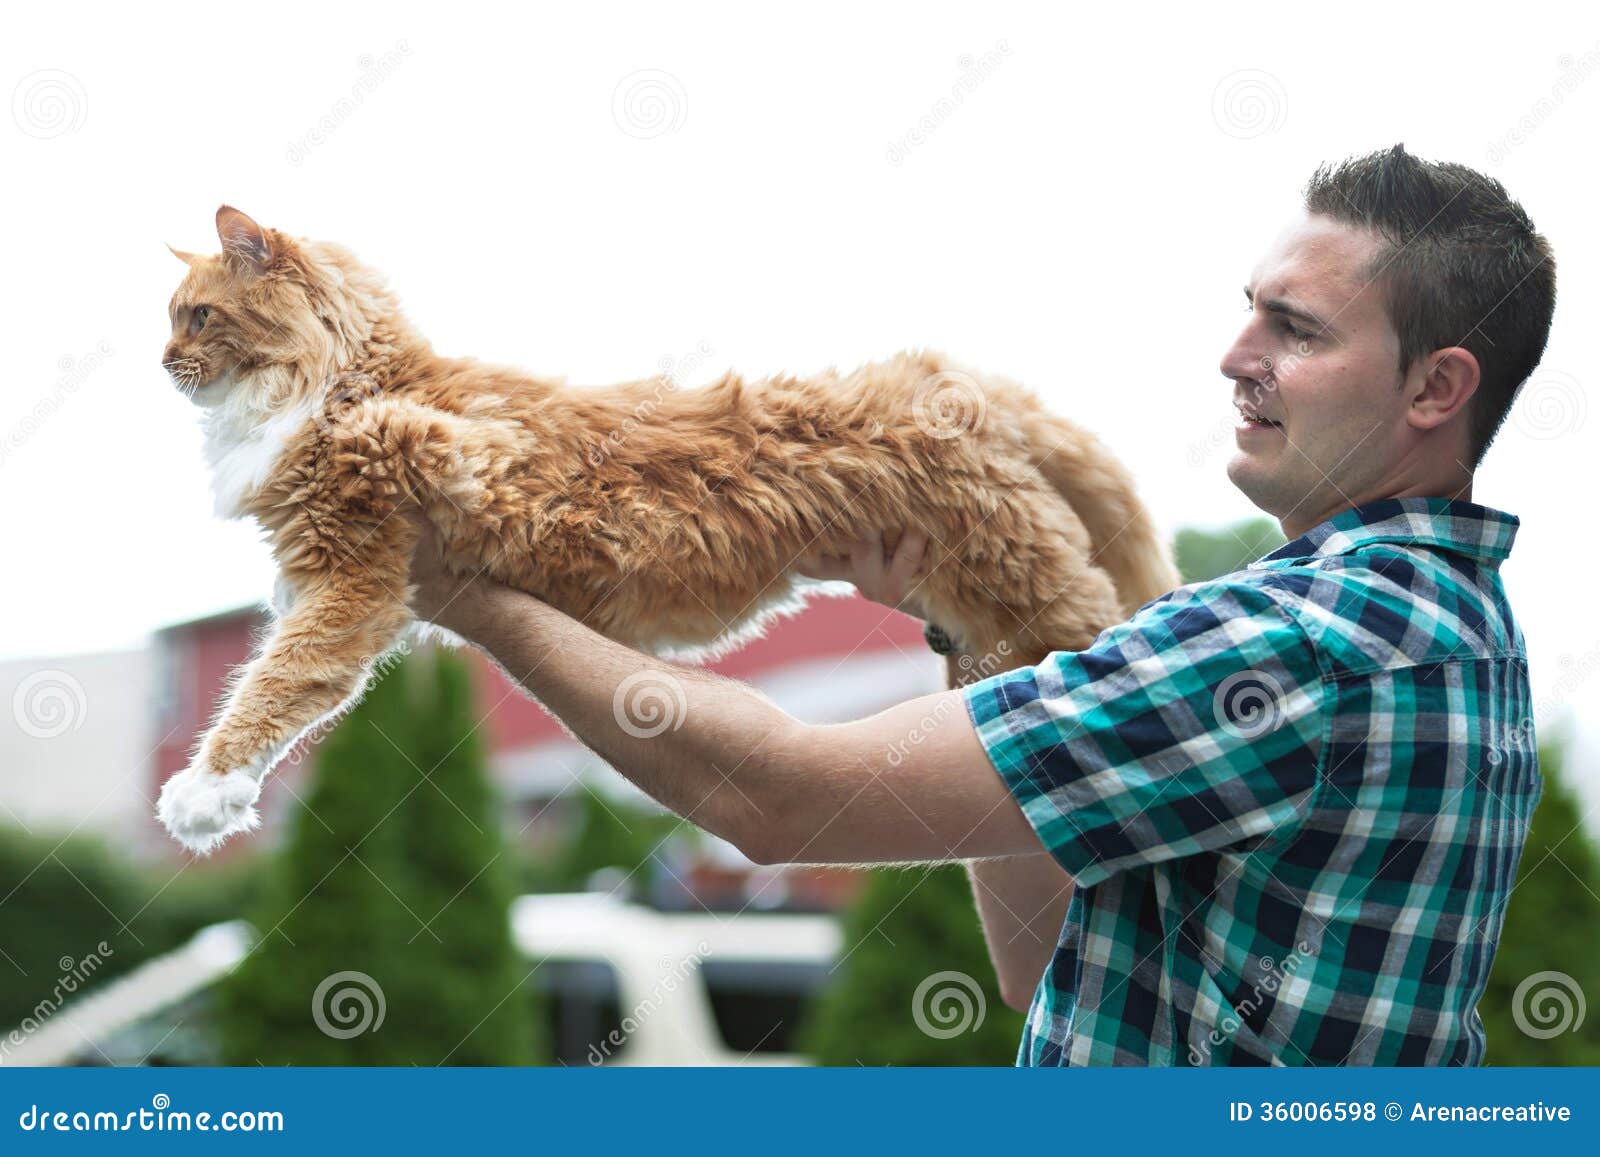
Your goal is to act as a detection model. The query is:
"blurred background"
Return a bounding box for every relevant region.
[3,1,1597,1065]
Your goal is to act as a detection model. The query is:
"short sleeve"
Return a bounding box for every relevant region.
[961,580,1326,887]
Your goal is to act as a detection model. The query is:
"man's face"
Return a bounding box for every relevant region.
[1220,212,1410,535]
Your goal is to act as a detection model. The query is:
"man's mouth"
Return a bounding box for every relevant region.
[1235,403,1283,431]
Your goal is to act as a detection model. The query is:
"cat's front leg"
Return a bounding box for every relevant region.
[156,566,413,854]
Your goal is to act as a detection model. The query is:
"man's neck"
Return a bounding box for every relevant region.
[1280,476,1476,540]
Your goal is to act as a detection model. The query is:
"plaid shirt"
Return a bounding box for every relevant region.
[962,498,1539,1066]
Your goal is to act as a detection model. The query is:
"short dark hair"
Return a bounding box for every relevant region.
[1304,145,1556,466]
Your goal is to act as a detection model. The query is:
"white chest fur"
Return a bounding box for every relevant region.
[201,393,317,519]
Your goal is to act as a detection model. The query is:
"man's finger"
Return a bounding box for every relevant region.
[887,530,929,589]
[796,554,850,581]
[849,534,886,591]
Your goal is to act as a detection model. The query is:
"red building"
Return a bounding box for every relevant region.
[149,595,942,908]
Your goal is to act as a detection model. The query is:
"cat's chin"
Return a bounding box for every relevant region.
[188,375,235,409]
[156,765,263,855]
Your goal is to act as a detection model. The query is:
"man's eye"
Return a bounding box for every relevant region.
[1281,319,1313,342]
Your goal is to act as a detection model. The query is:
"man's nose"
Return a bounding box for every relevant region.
[1218,322,1264,384]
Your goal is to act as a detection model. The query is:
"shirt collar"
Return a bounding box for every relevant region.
[1250,497,1520,569]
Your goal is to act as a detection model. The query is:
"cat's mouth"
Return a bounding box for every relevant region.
[165,357,231,406]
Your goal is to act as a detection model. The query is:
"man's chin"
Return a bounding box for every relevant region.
[1225,454,1279,513]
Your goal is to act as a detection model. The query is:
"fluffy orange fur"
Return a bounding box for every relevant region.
[155,206,1177,853]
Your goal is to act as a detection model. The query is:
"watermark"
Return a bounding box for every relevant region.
[12,69,87,139]
[587,340,714,467]
[311,970,386,1039]
[1484,716,1539,767]
[1212,70,1287,140]
[1212,668,1288,740]
[585,941,711,1064]
[1512,970,1586,1039]
[613,69,687,139]
[12,669,87,740]
[283,639,413,767]
[1188,344,1305,469]
[17,1094,283,1133]
[1,341,114,467]
[911,370,987,440]
[285,42,412,166]
[1188,940,1313,1063]
[1487,44,1600,166]
[1511,368,1585,441]
[912,970,986,1039]
[613,670,689,739]
[0,942,114,1064]
[314,370,383,435]
[885,42,1012,166]
[887,641,1013,767]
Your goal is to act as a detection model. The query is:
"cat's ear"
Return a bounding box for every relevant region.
[166,243,199,266]
[216,205,273,274]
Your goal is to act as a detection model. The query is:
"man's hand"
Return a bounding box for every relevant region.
[406,521,496,636]
[797,530,931,619]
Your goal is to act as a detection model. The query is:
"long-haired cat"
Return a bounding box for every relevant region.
[156,206,1177,853]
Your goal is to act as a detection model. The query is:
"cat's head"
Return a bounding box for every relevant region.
[164,206,397,411]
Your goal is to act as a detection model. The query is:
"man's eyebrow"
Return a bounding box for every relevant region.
[1243,286,1335,334]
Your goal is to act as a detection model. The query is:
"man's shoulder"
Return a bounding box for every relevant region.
[1197,543,1526,675]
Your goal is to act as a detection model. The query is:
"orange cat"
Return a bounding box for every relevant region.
[156,206,1177,853]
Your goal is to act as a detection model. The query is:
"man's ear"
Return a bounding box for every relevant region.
[1407,346,1481,432]
[166,243,199,266]
[215,205,273,274]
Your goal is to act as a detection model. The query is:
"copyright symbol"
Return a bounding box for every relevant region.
[1384,1102,1402,1121]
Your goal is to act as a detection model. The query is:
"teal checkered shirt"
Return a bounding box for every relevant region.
[962,498,1539,1065]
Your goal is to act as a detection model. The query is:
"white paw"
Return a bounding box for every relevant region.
[156,765,263,855]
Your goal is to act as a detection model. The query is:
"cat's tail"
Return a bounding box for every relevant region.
[1026,418,1180,618]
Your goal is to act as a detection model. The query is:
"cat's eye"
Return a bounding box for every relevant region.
[190,305,211,334]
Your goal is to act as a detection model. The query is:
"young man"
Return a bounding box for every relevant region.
[409,146,1555,1065]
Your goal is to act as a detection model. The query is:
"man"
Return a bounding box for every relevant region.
[409,146,1555,1065]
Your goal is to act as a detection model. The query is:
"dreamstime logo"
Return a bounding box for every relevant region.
[12,670,87,739]
[912,970,986,1039]
[1,340,115,468]
[1487,44,1600,165]
[316,371,383,434]
[358,638,411,679]
[1484,715,1538,767]
[587,340,715,467]
[1188,940,1313,1063]
[1212,669,1287,740]
[1211,70,1287,140]
[312,970,386,1039]
[1188,341,1305,469]
[0,941,114,1064]
[1512,970,1586,1039]
[1512,369,1585,441]
[612,670,688,738]
[12,69,87,139]
[285,42,412,165]
[885,41,1012,166]
[284,640,411,767]
[912,371,986,440]
[612,70,687,139]
[888,641,1013,767]
[585,940,711,1064]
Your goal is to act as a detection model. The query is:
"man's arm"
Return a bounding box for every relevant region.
[966,853,1072,1011]
[796,531,1075,1009]
[422,574,1044,866]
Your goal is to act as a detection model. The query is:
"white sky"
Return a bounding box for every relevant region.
[5,2,1598,795]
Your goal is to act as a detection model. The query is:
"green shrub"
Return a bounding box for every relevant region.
[218,649,539,1065]
[799,865,1024,1065]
